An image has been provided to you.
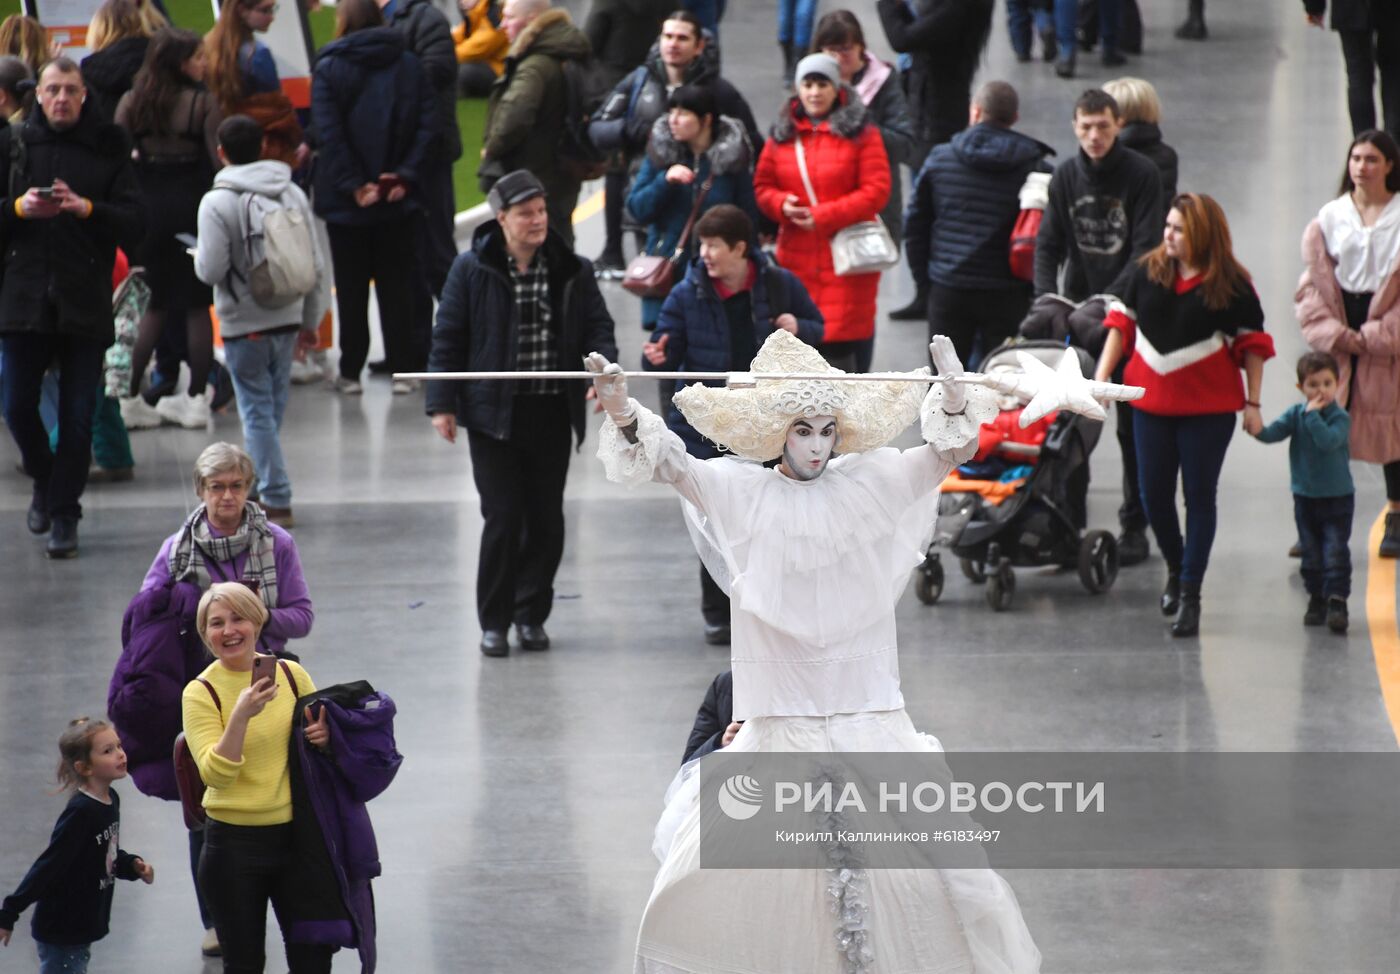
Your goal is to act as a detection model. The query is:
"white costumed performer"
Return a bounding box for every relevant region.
[587,331,1043,974]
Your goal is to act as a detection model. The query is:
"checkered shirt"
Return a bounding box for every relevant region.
[509,250,560,395]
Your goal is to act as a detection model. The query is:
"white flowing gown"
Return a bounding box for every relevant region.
[598,385,1041,974]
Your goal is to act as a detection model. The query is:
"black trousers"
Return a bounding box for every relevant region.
[700,561,729,626]
[328,217,424,380]
[1339,7,1400,139]
[466,394,573,631]
[2,331,105,520]
[925,280,1031,370]
[198,821,334,974]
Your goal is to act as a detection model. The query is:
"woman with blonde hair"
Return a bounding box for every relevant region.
[1095,193,1274,636]
[0,15,52,76]
[82,0,166,121]
[1103,75,1177,201]
[182,581,330,973]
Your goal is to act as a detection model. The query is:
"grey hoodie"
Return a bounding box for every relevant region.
[194,160,326,338]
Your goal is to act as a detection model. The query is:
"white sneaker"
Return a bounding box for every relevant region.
[329,375,362,395]
[391,378,420,395]
[119,395,163,430]
[290,356,325,385]
[155,389,213,430]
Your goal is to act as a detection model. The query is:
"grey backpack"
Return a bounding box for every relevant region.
[235,190,317,309]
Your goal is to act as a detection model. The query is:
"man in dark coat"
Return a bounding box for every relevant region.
[426,170,618,657]
[0,58,142,558]
[480,0,594,247]
[1305,0,1400,139]
[642,204,822,644]
[375,0,461,375]
[905,81,1053,368]
[584,0,673,89]
[1033,87,1160,565]
[587,9,761,274]
[876,0,993,320]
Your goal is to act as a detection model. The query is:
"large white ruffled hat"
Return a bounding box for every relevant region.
[673,330,929,461]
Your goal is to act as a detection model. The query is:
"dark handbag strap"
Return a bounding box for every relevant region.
[670,172,715,259]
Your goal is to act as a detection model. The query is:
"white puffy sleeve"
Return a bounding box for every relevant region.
[922,382,1000,465]
[596,400,726,513]
[895,383,1002,490]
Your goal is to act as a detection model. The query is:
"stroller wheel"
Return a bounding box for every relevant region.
[1077,530,1119,593]
[959,557,987,584]
[915,554,944,605]
[985,564,1015,611]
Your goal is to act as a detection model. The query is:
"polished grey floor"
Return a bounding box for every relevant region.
[3,1,1400,971]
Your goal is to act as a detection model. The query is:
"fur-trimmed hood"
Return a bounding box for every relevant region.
[768,85,870,143]
[645,114,751,174]
[507,7,590,61]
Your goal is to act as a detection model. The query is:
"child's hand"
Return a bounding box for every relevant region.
[134,858,155,884]
[0,926,10,946]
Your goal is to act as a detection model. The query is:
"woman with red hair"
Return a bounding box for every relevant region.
[1094,192,1274,636]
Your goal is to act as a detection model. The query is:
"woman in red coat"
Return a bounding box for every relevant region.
[754,52,890,371]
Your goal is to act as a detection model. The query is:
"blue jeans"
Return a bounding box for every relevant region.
[1133,410,1235,587]
[777,0,818,48]
[36,941,91,974]
[1295,494,1355,599]
[1007,0,1053,58]
[222,330,297,508]
[2,332,105,520]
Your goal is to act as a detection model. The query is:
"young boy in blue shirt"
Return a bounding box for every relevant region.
[1254,351,1354,633]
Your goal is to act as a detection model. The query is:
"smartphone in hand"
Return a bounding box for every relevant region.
[34,186,55,201]
[377,174,402,196]
[239,576,261,595]
[250,654,279,688]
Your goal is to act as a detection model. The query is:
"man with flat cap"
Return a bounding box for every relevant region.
[425,169,618,656]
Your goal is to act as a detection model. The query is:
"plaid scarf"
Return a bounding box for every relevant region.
[168,501,279,608]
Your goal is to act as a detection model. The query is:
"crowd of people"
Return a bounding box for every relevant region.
[1,0,1399,972]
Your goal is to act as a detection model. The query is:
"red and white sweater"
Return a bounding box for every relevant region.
[1104,267,1275,416]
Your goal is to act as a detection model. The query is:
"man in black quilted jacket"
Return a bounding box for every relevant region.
[904,81,1053,368]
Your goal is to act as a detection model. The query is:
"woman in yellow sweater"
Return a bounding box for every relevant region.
[182,582,331,973]
[454,0,508,97]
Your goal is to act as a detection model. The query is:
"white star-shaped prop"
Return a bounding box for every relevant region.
[970,348,1142,427]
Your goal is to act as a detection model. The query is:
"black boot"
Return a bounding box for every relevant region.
[889,289,929,321]
[1303,595,1327,627]
[1171,583,1201,637]
[1160,571,1181,616]
[1380,512,1400,558]
[46,517,78,559]
[1326,597,1349,634]
[1175,0,1207,40]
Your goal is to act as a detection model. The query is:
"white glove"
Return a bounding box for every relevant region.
[929,336,966,415]
[584,352,636,426]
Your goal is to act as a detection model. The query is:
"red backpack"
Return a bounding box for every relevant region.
[1009,171,1052,282]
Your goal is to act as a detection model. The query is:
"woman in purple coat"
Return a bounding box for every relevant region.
[143,441,313,658]
[139,440,313,957]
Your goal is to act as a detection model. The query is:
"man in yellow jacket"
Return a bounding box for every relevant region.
[455,0,510,96]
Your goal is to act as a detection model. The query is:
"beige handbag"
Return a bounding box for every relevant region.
[792,135,899,276]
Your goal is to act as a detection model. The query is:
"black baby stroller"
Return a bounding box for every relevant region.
[914,340,1118,611]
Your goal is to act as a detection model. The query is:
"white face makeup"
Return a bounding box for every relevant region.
[780,416,837,481]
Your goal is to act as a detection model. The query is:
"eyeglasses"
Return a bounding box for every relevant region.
[204,480,248,494]
[40,84,83,98]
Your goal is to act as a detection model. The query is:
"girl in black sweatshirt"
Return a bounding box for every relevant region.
[0,718,154,973]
